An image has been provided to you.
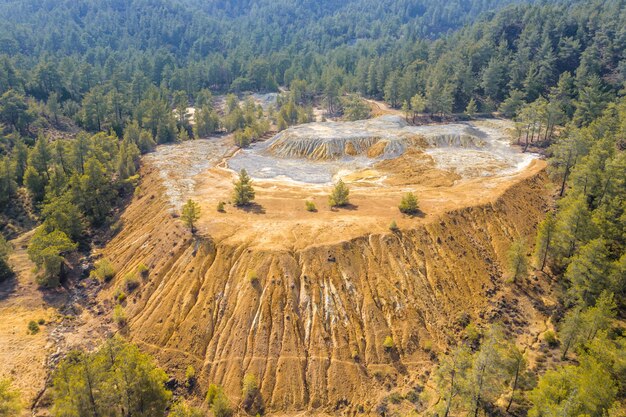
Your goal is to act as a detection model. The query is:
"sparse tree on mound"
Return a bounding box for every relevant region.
[399,192,420,215]
[233,169,255,206]
[329,179,350,207]
[181,199,201,233]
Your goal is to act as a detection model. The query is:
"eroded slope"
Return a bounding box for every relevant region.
[100,154,551,412]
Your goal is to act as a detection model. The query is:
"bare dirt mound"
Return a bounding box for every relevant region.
[98,144,551,413]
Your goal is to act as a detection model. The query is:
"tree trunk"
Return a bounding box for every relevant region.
[540,229,552,272]
[506,358,521,412]
[559,150,573,197]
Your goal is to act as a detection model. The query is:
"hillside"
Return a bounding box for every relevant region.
[0,0,624,415]
[95,122,553,412]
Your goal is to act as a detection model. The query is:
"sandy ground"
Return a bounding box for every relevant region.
[146,120,546,252]
[0,231,61,415]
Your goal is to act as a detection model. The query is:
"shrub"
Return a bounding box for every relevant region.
[389,220,398,231]
[217,201,226,212]
[137,263,149,278]
[543,330,559,348]
[185,365,196,389]
[305,201,317,212]
[387,392,403,404]
[210,387,232,417]
[113,305,127,328]
[0,378,22,416]
[465,322,481,343]
[91,259,116,282]
[206,384,222,405]
[124,273,140,292]
[398,192,419,215]
[115,289,127,304]
[383,336,394,350]
[37,318,46,325]
[246,269,259,284]
[28,320,40,334]
[241,373,264,415]
[328,179,349,207]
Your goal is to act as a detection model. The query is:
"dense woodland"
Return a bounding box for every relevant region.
[0,0,625,415]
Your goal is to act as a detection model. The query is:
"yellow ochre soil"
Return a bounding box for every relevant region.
[97,128,554,414]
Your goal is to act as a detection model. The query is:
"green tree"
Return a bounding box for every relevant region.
[434,345,472,417]
[181,199,201,233]
[41,195,85,241]
[507,239,528,283]
[52,337,171,417]
[233,169,255,207]
[465,98,478,118]
[194,106,220,138]
[0,235,12,282]
[0,378,22,417]
[0,156,16,209]
[565,239,615,305]
[0,89,32,132]
[498,90,526,118]
[533,212,557,271]
[329,179,350,207]
[398,192,419,215]
[410,93,427,123]
[169,401,204,417]
[27,227,77,286]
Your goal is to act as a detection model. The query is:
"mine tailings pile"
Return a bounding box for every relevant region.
[99,159,551,413]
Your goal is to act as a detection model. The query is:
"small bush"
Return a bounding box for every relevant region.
[91,259,116,282]
[422,340,433,352]
[241,373,264,415]
[246,269,258,283]
[383,336,394,350]
[185,365,196,389]
[124,273,140,292]
[28,320,40,334]
[465,322,481,343]
[217,201,226,212]
[206,384,222,405]
[37,318,46,325]
[387,392,403,404]
[389,220,398,231]
[305,201,317,212]
[398,192,419,215]
[543,330,559,348]
[115,290,127,304]
[136,263,149,278]
[113,305,127,328]
[209,386,232,417]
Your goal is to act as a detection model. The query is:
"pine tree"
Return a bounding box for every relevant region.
[533,212,557,271]
[233,169,255,206]
[27,228,77,286]
[329,179,350,207]
[398,192,419,215]
[507,239,528,283]
[181,199,201,233]
[465,98,478,118]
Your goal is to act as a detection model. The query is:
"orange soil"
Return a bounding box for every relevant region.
[94,130,554,414]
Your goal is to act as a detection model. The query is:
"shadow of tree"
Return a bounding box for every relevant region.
[238,203,266,214]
